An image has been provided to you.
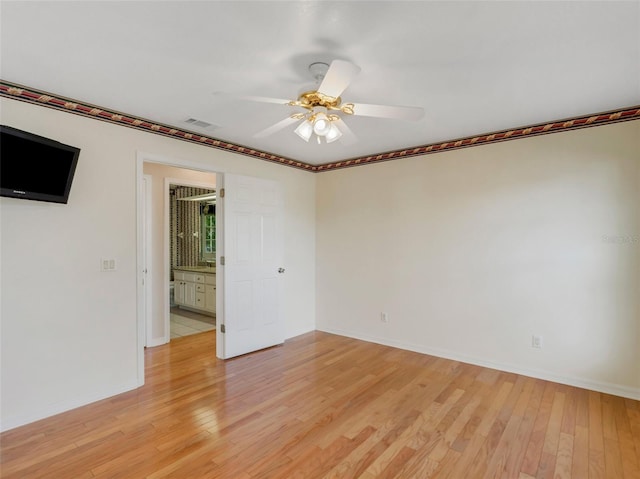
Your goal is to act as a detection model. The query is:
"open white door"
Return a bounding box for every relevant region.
[217,173,284,359]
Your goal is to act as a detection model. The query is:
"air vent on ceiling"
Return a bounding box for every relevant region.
[184,118,218,129]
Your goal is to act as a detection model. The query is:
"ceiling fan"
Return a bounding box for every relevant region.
[243,60,425,145]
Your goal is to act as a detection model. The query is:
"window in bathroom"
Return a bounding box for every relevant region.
[201,204,216,261]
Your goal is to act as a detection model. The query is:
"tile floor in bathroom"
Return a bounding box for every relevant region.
[170,308,215,339]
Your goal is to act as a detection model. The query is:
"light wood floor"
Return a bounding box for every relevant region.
[1,331,639,478]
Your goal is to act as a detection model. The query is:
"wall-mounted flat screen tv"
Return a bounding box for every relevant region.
[0,125,80,204]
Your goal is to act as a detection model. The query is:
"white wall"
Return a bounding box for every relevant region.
[0,98,316,431]
[316,121,640,399]
[142,163,216,345]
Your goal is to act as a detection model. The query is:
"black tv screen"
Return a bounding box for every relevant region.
[1,125,80,204]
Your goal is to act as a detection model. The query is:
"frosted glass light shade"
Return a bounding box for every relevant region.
[325,123,342,143]
[294,120,313,142]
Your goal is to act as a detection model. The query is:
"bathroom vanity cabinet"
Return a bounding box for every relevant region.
[174,270,216,315]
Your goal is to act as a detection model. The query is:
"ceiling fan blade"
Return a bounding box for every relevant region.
[349,102,424,121]
[239,95,294,105]
[318,60,361,98]
[253,116,301,138]
[333,118,358,146]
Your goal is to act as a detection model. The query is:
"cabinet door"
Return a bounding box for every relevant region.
[184,282,196,307]
[175,281,185,305]
[205,285,216,313]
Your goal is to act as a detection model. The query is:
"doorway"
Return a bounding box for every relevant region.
[137,157,285,380]
[138,160,217,352]
[169,183,217,340]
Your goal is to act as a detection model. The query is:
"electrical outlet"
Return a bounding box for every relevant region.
[532,335,543,349]
[381,312,389,323]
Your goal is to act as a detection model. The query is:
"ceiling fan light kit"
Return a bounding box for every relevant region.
[250,59,424,145]
[292,109,343,144]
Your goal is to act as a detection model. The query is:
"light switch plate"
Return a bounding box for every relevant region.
[101,258,117,271]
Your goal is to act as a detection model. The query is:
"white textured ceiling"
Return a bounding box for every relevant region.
[1,1,639,166]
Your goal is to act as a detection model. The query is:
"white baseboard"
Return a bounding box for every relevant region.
[286,325,316,341]
[147,336,168,348]
[318,326,640,401]
[0,380,142,433]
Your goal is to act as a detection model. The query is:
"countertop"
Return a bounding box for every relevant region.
[174,266,216,274]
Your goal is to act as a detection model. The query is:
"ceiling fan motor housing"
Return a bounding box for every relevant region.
[296,91,342,110]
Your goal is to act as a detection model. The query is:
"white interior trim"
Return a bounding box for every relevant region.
[143,174,153,348]
[135,158,146,386]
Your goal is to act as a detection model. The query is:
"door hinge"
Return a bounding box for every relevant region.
[220,324,226,333]
[220,188,225,198]
[220,256,225,266]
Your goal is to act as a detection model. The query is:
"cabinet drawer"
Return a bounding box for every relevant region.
[205,274,216,285]
[196,283,206,293]
[174,271,185,281]
[195,292,205,307]
[194,274,206,283]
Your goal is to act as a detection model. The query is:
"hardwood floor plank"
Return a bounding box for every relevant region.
[478,375,533,478]
[520,382,556,476]
[483,406,529,477]
[319,425,393,479]
[368,445,416,479]
[627,408,640,466]
[589,390,607,479]
[427,386,484,462]
[572,424,590,479]
[0,331,638,478]
[602,394,620,441]
[561,386,578,435]
[604,437,625,479]
[500,379,546,478]
[612,396,640,479]
[464,378,519,478]
[553,432,574,479]
[535,390,566,477]
[363,388,465,477]
[589,448,607,479]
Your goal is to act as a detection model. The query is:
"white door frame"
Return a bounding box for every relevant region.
[143,174,152,347]
[136,151,222,387]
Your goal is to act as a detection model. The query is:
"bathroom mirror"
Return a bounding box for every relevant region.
[172,186,216,267]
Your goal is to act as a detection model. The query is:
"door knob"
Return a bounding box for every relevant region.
[278,268,285,273]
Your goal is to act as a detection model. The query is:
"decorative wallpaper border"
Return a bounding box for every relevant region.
[0,81,310,172]
[2,80,639,173]
[316,106,640,171]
